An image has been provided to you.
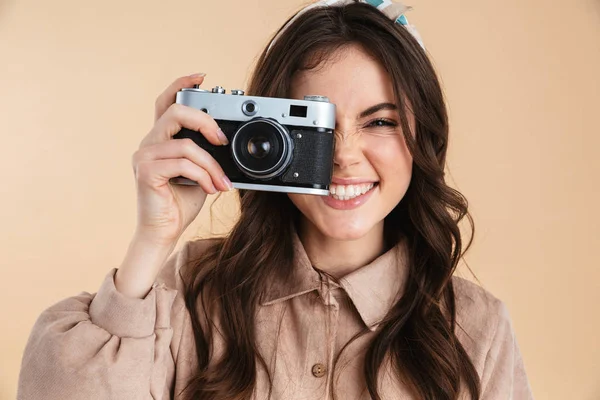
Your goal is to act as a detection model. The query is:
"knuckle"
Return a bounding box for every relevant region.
[132,148,149,166]
[169,103,184,118]
[160,103,177,122]
[208,159,221,174]
[182,137,196,151]
[197,169,210,183]
[136,161,151,180]
[177,158,190,171]
[182,139,198,158]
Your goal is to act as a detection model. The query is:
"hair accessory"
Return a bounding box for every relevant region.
[268,0,425,52]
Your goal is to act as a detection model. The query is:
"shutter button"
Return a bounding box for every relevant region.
[311,363,327,378]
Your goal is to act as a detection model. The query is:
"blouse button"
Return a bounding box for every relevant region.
[311,363,327,378]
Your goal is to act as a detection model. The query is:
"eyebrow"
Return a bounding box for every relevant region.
[358,102,398,119]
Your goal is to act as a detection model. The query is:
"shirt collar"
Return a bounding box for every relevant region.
[260,228,409,331]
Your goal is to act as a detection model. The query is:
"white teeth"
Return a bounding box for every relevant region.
[329,183,375,200]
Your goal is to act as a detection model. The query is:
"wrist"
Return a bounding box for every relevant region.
[115,234,178,299]
[133,227,180,249]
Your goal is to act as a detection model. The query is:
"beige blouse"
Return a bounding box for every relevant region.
[18,232,533,399]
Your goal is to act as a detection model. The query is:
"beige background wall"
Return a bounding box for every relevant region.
[1,0,599,398]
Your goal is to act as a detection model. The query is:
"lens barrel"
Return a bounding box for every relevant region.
[231,118,293,179]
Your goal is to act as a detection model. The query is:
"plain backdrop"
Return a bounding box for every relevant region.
[1,0,599,399]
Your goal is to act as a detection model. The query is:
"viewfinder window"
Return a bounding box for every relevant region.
[290,105,307,118]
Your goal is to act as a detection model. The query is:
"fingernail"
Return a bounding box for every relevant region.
[222,176,234,191]
[189,72,206,78]
[216,128,229,145]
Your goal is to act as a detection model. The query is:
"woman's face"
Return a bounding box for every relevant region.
[288,44,414,241]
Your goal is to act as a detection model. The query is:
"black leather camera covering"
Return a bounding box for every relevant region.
[172,119,334,190]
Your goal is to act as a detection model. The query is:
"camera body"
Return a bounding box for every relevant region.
[170,86,336,196]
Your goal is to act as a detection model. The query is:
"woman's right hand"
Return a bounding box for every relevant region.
[131,73,233,248]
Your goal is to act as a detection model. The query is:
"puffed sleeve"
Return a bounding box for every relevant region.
[17,239,201,400]
[480,301,534,399]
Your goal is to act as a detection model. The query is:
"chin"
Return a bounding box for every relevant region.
[288,192,384,241]
[310,216,377,241]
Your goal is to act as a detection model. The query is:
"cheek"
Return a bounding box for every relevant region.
[287,193,315,215]
[365,135,413,180]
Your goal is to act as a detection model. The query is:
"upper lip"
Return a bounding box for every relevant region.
[330,177,379,185]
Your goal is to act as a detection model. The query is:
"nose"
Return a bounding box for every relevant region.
[333,129,362,169]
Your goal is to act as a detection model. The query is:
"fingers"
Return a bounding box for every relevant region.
[136,73,233,195]
[154,73,207,122]
[141,103,227,149]
[145,72,228,150]
[133,138,233,192]
[136,158,218,195]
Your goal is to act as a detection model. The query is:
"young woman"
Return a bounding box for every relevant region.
[18,1,533,399]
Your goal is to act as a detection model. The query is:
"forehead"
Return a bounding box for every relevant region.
[290,44,397,115]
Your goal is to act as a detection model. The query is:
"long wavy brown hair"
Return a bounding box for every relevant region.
[179,2,479,399]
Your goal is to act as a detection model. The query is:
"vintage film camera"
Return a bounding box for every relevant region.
[170,85,336,195]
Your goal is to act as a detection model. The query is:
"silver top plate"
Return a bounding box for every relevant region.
[176,89,336,130]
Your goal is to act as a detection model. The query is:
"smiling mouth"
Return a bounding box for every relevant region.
[328,182,379,201]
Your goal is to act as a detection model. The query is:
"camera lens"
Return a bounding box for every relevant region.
[247,136,271,159]
[231,118,293,179]
[245,103,255,113]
